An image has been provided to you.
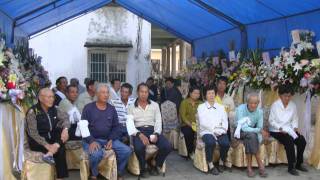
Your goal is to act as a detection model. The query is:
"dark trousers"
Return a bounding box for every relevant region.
[181,125,195,155]
[28,128,68,178]
[270,132,306,170]
[202,134,230,163]
[133,127,172,172]
[68,124,81,141]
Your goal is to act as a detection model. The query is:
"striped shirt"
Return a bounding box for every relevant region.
[111,97,136,126]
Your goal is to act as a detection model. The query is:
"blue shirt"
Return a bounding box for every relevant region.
[235,104,263,133]
[81,102,120,143]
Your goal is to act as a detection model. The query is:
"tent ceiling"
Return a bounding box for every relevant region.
[1,0,320,44]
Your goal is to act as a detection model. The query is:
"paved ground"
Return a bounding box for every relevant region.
[68,151,320,180]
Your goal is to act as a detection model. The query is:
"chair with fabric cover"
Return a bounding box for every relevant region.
[127,139,166,178]
[177,131,188,157]
[266,138,288,164]
[65,140,83,170]
[21,140,55,180]
[80,149,117,180]
[161,100,179,150]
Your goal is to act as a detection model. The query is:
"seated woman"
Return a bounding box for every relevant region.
[197,85,230,175]
[179,86,202,159]
[269,84,308,176]
[235,93,267,177]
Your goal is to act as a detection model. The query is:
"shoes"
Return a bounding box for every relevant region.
[296,165,308,172]
[139,170,150,178]
[216,165,223,173]
[288,169,300,176]
[209,167,219,175]
[42,155,55,165]
[149,166,160,176]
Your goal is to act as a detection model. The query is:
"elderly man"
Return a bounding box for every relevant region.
[111,83,135,144]
[127,83,172,178]
[76,79,96,113]
[81,84,131,180]
[269,84,307,176]
[54,76,68,106]
[58,84,81,140]
[197,85,230,175]
[25,88,70,180]
[235,93,267,177]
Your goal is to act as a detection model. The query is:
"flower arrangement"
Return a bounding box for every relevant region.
[0,33,51,108]
[230,30,320,94]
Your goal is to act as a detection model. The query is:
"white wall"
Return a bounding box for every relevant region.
[29,6,151,91]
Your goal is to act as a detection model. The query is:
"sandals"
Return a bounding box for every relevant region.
[259,169,268,178]
[247,169,255,178]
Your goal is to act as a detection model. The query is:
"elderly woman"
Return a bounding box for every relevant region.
[235,93,267,177]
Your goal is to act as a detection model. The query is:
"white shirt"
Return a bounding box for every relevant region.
[127,100,162,135]
[111,97,136,126]
[268,99,299,132]
[197,101,228,138]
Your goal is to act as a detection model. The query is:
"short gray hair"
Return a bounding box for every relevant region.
[246,92,259,103]
[95,83,109,93]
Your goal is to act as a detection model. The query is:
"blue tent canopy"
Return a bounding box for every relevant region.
[1,0,320,57]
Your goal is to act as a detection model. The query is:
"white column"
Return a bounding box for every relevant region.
[166,46,171,77]
[172,43,176,77]
[161,48,166,76]
[179,41,186,70]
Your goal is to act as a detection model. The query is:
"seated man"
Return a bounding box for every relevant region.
[81,84,131,180]
[111,83,135,144]
[269,84,308,176]
[58,84,81,140]
[25,88,70,180]
[235,93,267,177]
[197,85,230,175]
[127,83,172,178]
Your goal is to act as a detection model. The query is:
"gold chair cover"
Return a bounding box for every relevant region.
[230,142,269,167]
[80,149,117,180]
[21,160,55,180]
[266,139,288,164]
[65,140,83,170]
[309,101,320,169]
[163,129,179,150]
[127,145,166,175]
[21,146,55,180]
[178,132,188,157]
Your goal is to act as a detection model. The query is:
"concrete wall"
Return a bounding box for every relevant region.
[29,6,151,92]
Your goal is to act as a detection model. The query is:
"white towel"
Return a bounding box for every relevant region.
[283,126,298,139]
[75,120,90,138]
[68,106,81,124]
[234,117,250,139]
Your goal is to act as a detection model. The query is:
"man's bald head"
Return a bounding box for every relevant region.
[38,88,55,109]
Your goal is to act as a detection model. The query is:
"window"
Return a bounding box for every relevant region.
[88,49,127,83]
